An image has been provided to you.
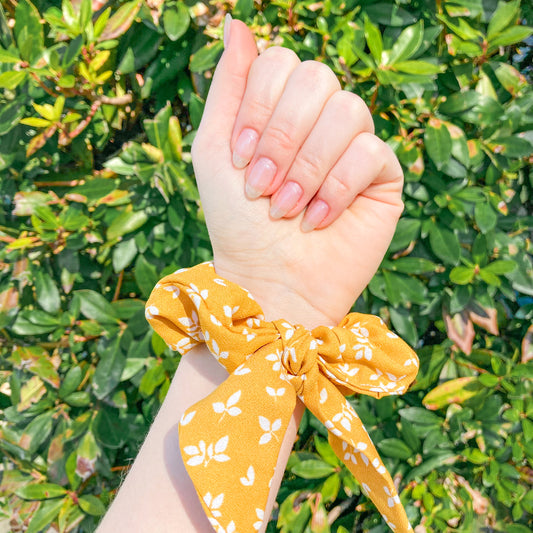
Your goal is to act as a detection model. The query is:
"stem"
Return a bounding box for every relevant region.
[113,270,124,302]
[369,80,380,114]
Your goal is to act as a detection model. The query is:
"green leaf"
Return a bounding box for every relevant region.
[10,346,60,388]
[314,436,340,467]
[388,257,436,274]
[107,209,148,241]
[377,438,413,460]
[93,406,128,449]
[483,260,516,275]
[14,0,43,62]
[479,268,501,286]
[163,2,190,41]
[475,202,497,233]
[93,336,126,399]
[26,498,65,533]
[78,494,106,516]
[364,4,416,26]
[389,218,421,252]
[463,448,490,464]
[190,40,224,73]
[233,0,254,21]
[134,255,159,299]
[364,15,383,62]
[387,21,424,64]
[0,70,26,89]
[99,0,141,41]
[75,289,118,323]
[424,118,452,170]
[291,459,336,479]
[450,266,475,285]
[0,100,25,135]
[405,452,457,482]
[487,0,521,40]
[488,136,533,158]
[139,363,166,396]
[399,407,443,426]
[59,366,83,398]
[112,238,137,272]
[394,60,442,75]
[34,269,61,314]
[489,25,533,49]
[428,225,460,265]
[16,483,67,500]
[389,306,418,346]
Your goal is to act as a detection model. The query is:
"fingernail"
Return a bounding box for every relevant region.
[301,200,329,232]
[224,13,232,48]
[233,128,259,169]
[269,181,303,219]
[246,158,277,199]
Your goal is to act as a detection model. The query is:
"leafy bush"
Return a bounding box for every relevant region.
[0,1,532,532]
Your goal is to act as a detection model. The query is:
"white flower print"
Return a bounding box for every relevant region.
[372,457,387,474]
[180,410,196,426]
[241,327,256,342]
[265,350,282,372]
[404,356,419,368]
[203,492,224,518]
[210,338,229,360]
[223,305,239,318]
[338,363,360,377]
[145,305,159,320]
[384,486,401,507]
[163,285,180,298]
[186,283,208,309]
[183,436,230,467]
[253,508,264,530]
[350,323,369,337]
[353,343,373,361]
[259,416,282,445]
[266,386,286,399]
[240,465,255,486]
[246,317,261,328]
[170,337,196,353]
[341,440,370,466]
[178,310,203,340]
[332,401,356,431]
[213,390,242,420]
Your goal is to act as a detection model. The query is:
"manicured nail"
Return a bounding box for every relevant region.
[223,13,232,48]
[301,200,329,232]
[233,128,259,169]
[246,158,277,199]
[269,181,303,219]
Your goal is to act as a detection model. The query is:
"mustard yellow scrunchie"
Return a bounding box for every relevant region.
[146,262,419,533]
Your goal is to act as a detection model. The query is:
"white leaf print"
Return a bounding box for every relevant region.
[355,442,368,451]
[210,315,222,326]
[212,493,224,510]
[372,457,387,474]
[214,436,228,454]
[145,305,159,320]
[259,433,272,445]
[386,331,399,339]
[319,388,328,404]
[340,418,351,431]
[271,419,282,431]
[354,344,372,361]
[213,453,230,462]
[309,339,317,350]
[259,416,270,431]
[226,521,236,533]
[186,455,204,467]
[240,465,255,486]
[213,402,225,413]
[164,285,180,298]
[183,445,199,456]
[227,390,241,406]
[234,364,251,375]
[339,363,360,377]
[227,407,242,416]
[253,508,265,530]
[223,305,233,317]
[214,278,226,286]
[180,410,196,426]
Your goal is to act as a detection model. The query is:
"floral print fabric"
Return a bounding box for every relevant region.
[146,262,419,533]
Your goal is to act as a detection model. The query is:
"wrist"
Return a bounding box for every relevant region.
[212,259,338,329]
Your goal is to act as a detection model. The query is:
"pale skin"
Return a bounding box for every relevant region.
[97,15,404,533]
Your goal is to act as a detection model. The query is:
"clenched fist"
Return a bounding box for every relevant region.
[191,16,404,329]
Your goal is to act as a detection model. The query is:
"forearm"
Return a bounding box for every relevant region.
[97,343,304,533]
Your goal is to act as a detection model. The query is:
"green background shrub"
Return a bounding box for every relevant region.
[0,1,532,531]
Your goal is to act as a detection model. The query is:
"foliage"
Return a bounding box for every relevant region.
[0,0,532,532]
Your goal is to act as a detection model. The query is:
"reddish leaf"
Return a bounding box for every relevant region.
[443,308,475,355]
[10,346,60,388]
[99,1,141,41]
[423,377,484,410]
[468,304,499,335]
[522,324,533,363]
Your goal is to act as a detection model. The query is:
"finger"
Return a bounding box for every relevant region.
[300,133,404,232]
[268,91,374,220]
[231,46,300,169]
[244,61,341,200]
[194,16,258,148]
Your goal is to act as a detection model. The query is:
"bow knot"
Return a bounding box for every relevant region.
[273,320,319,395]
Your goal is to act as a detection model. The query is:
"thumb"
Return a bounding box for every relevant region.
[198,15,258,141]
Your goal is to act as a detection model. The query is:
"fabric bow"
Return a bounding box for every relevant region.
[146,262,419,533]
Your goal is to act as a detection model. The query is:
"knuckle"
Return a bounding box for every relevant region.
[331,91,374,132]
[293,151,324,180]
[357,132,383,158]
[245,97,276,121]
[260,45,300,65]
[325,172,351,197]
[299,60,340,87]
[264,124,296,153]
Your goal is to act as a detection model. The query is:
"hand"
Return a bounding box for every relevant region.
[191,18,404,328]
